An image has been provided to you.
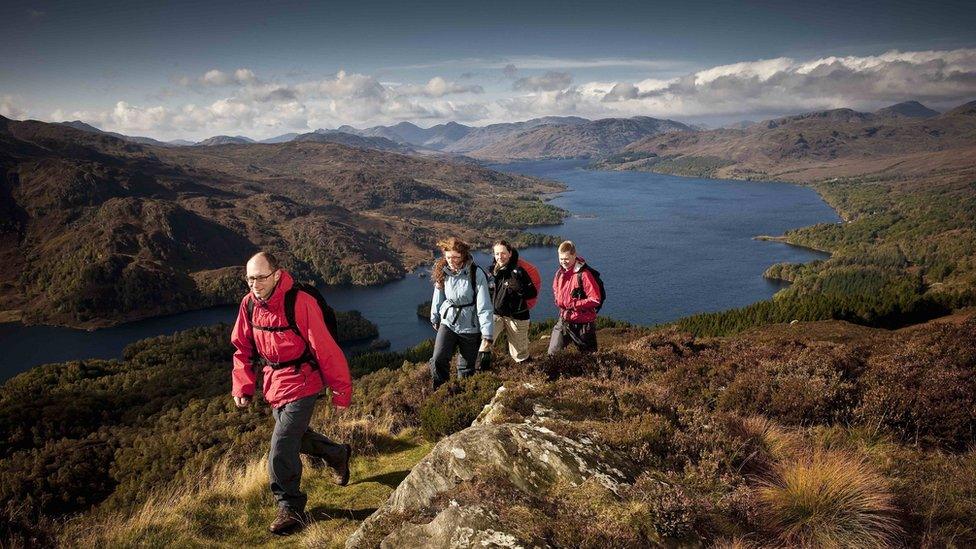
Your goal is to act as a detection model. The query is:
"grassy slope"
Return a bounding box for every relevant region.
[49,310,976,547]
[68,438,432,548]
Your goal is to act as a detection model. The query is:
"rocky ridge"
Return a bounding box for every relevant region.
[348,384,632,548]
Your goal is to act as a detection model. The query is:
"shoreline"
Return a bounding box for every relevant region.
[3,162,838,378]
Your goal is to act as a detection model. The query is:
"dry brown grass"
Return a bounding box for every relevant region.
[65,456,271,547]
[758,451,901,548]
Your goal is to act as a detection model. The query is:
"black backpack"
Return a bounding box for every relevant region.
[573,264,607,312]
[246,283,339,372]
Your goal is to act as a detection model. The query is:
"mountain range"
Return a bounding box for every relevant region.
[599,100,974,182]
[60,114,679,159]
[60,100,949,163]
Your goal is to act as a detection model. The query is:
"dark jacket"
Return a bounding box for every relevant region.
[489,249,538,320]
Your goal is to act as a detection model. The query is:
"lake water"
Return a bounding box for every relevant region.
[0,160,837,381]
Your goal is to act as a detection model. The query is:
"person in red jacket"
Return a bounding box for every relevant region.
[549,240,601,355]
[231,251,352,535]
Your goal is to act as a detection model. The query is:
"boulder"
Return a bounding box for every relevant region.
[346,385,629,548]
[379,502,544,549]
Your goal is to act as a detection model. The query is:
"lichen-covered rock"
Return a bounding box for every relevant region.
[379,502,545,549]
[472,385,513,426]
[346,416,629,548]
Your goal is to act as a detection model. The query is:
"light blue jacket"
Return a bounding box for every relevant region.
[430,261,494,338]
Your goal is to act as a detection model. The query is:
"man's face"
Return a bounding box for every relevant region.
[245,260,280,300]
[493,245,512,267]
[559,251,576,271]
[444,250,464,271]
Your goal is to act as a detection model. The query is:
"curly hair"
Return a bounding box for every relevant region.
[432,236,473,287]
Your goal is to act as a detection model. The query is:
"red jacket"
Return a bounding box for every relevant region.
[231,271,352,409]
[552,257,601,324]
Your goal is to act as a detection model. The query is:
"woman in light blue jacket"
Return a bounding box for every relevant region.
[428,236,493,389]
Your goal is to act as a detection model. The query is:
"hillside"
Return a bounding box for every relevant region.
[602,101,975,179]
[196,135,256,146]
[59,121,179,148]
[292,131,414,153]
[465,116,692,160]
[7,310,972,547]
[352,121,474,150]
[0,117,564,328]
[442,116,590,154]
[875,100,940,119]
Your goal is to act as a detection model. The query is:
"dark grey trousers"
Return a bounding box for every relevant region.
[269,395,346,512]
[547,318,598,355]
[429,325,481,388]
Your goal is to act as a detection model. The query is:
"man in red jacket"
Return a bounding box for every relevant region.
[549,240,601,355]
[231,251,353,535]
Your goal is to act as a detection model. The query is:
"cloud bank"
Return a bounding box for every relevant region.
[26,48,976,140]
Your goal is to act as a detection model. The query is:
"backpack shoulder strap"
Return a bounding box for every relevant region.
[244,296,262,367]
[284,287,301,335]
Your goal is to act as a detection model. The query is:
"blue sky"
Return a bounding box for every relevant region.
[2,0,975,139]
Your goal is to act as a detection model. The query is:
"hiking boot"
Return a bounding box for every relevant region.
[332,444,352,486]
[268,508,304,536]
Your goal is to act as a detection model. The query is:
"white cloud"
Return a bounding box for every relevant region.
[596,48,976,118]
[693,57,794,86]
[297,70,387,100]
[244,83,298,103]
[201,69,233,87]
[195,68,262,87]
[44,48,976,140]
[0,96,27,119]
[234,68,257,85]
[110,101,171,132]
[395,77,483,97]
[513,71,573,91]
[389,56,690,72]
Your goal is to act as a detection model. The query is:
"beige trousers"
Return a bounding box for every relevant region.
[493,315,531,362]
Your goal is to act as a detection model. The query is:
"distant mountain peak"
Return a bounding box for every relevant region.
[196,135,256,146]
[876,100,939,119]
[61,120,106,134]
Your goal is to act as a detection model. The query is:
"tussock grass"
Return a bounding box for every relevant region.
[758,451,901,548]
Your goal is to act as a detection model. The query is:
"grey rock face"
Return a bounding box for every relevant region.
[379,503,542,549]
[346,385,628,548]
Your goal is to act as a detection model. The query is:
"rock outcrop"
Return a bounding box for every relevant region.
[346,385,630,548]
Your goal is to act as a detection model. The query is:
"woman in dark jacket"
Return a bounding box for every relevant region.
[489,240,538,362]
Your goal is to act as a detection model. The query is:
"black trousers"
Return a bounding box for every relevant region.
[269,395,347,512]
[547,318,598,355]
[429,325,481,388]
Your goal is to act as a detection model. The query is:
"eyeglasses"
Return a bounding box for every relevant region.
[244,270,277,284]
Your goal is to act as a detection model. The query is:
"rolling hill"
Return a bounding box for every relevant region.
[0,117,563,328]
